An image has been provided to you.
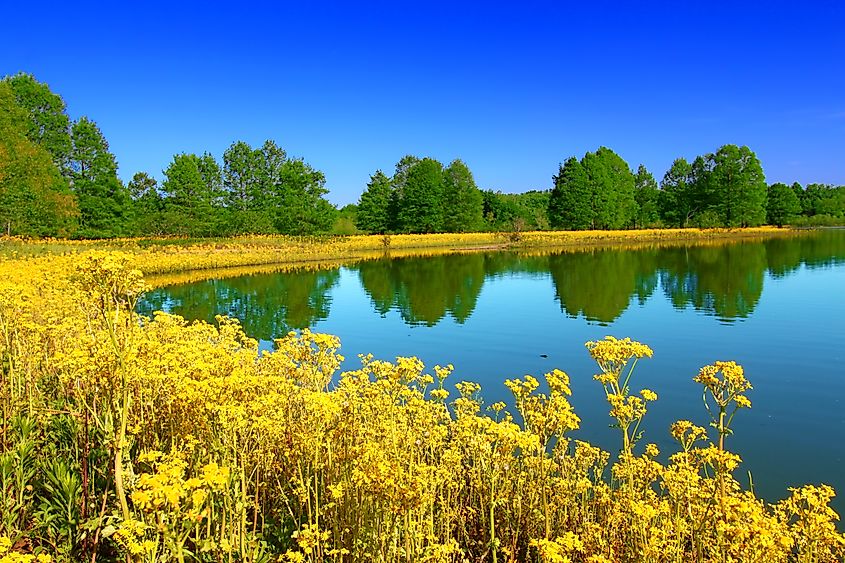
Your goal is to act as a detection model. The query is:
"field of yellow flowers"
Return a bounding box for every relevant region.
[1,230,843,562]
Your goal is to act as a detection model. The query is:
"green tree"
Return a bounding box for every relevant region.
[0,83,77,236]
[222,139,292,234]
[548,157,592,229]
[634,164,660,227]
[792,182,809,215]
[397,158,444,233]
[127,172,162,235]
[69,117,131,237]
[218,139,335,235]
[273,159,336,235]
[766,182,801,226]
[708,144,767,227]
[223,140,262,213]
[442,159,483,232]
[581,147,637,229]
[161,153,223,236]
[2,73,72,177]
[659,158,695,227]
[388,155,421,231]
[357,170,393,233]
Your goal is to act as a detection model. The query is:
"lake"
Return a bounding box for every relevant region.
[141,229,845,514]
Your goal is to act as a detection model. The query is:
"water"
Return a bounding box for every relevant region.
[141,230,845,513]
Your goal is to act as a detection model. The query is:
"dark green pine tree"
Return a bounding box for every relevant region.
[357,170,393,233]
[442,159,483,233]
[69,117,132,237]
[548,156,592,229]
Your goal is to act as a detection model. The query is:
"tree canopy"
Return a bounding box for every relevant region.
[356,155,485,234]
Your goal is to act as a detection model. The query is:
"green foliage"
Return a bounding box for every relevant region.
[222,140,280,234]
[484,190,550,232]
[2,72,72,176]
[766,183,801,226]
[709,144,767,227]
[161,153,224,236]
[0,82,78,236]
[658,146,768,228]
[797,183,845,218]
[442,159,483,232]
[634,164,660,227]
[127,172,163,235]
[548,148,636,230]
[396,158,445,233]
[548,157,591,230]
[274,158,336,235]
[332,204,359,235]
[658,158,695,227]
[582,147,637,229]
[70,117,132,237]
[360,156,485,234]
[356,170,392,233]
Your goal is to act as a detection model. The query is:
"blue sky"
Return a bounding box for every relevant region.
[2,1,843,205]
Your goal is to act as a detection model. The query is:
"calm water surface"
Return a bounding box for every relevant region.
[141,230,845,513]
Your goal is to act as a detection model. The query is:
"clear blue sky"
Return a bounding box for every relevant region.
[2,1,843,206]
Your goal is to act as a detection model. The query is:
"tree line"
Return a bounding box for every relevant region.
[0,73,337,238]
[2,72,843,238]
[548,145,844,231]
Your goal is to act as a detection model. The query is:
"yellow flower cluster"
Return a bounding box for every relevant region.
[1,246,843,563]
[0,538,51,563]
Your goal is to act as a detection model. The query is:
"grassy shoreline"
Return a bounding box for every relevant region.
[0,227,805,287]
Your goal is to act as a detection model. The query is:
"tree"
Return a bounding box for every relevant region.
[0,83,77,236]
[548,157,592,229]
[2,73,72,177]
[708,144,767,227]
[659,158,695,227]
[389,155,421,231]
[442,159,483,232]
[792,182,809,215]
[273,159,335,235]
[69,117,131,237]
[581,147,637,229]
[397,158,444,233]
[634,164,660,227]
[223,140,262,213]
[128,172,162,235]
[357,170,393,233]
[161,153,223,236]
[766,183,801,226]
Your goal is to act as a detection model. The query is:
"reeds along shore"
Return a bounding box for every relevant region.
[1,229,843,563]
